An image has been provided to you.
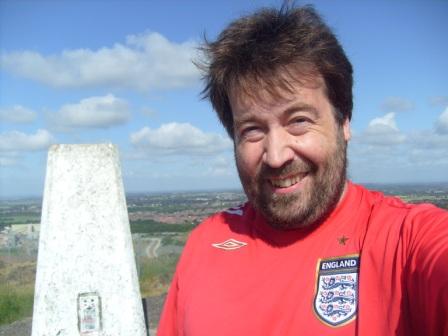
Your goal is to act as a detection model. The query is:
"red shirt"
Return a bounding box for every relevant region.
[158,182,448,335]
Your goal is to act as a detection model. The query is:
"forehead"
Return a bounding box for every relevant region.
[229,73,330,117]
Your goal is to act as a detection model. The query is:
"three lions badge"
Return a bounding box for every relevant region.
[313,255,359,327]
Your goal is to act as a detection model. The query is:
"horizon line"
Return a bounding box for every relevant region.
[2,180,448,201]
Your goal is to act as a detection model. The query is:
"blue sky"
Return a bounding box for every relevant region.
[1,0,447,198]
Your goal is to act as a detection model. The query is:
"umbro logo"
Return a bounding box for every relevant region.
[212,238,248,250]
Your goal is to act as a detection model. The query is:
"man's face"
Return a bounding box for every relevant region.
[230,76,351,230]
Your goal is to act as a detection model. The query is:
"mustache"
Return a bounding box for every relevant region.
[259,159,317,179]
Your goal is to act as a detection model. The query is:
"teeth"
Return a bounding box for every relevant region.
[270,174,304,188]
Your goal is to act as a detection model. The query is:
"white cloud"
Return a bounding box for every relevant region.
[355,112,406,146]
[381,97,414,112]
[349,110,448,183]
[0,157,17,166]
[369,112,399,130]
[0,151,20,166]
[140,107,158,118]
[207,156,236,176]
[408,130,448,149]
[408,147,448,166]
[0,105,37,123]
[429,96,448,107]
[0,129,54,152]
[435,107,448,134]
[1,32,200,91]
[51,94,129,129]
[130,122,232,156]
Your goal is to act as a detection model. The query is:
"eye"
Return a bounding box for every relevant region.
[290,116,311,124]
[288,116,312,134]
[237,125,264,142]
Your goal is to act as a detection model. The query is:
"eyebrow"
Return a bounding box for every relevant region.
[283,102,320,119]
[233,102,320,126]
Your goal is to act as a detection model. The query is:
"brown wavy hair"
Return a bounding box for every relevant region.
[199,4,353,138]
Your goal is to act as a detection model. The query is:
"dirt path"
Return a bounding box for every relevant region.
[145,237,161,258]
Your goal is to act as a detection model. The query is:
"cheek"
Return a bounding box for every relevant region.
[293,135,332,166]
[235,143,263,177]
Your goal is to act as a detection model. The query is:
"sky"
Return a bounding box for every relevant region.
[0,0,447,198]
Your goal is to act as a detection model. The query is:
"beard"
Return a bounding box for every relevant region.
[236,130,347,230]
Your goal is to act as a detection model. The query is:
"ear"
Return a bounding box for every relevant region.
[342,118,351,141]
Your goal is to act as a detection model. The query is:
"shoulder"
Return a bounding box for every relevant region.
[370,186,448,230]
[357,183,448,256]
[348,183,448,248]
[351,182,411,210]
[402,203,448,254]
[351,182,446,221]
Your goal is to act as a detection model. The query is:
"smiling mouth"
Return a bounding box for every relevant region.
[269,173,307,188]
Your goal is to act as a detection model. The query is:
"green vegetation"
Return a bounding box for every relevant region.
[139,254,180,297]
[161,235,186,246]
[397,195,448,210]
[0,214,40,227]
[128,204,193,213]
[0,198,41,229]
[131,219,196,234]
[0,285,34,325]
[0,248,22,257]
[0,259,36,326]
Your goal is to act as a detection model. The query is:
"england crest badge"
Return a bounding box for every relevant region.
[313,254,359,327]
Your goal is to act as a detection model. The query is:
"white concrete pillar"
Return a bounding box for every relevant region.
[32,144,146,336]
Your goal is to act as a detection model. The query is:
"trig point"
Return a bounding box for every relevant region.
[32,144,146,336]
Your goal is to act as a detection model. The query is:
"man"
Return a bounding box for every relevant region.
[158,5,448,335]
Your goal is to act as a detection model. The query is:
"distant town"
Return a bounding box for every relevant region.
[0,190,246,250]
[1,184,448,251]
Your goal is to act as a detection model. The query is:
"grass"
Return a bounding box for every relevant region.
[0,285,34,325]
[0,257,36,326]
[139,254,180,297]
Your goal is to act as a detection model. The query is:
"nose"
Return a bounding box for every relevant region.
[262,128,295,169]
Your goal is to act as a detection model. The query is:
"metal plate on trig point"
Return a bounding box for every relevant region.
[78,292,102,333]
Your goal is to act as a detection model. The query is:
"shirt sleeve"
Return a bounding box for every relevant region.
[405,206,448,336]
